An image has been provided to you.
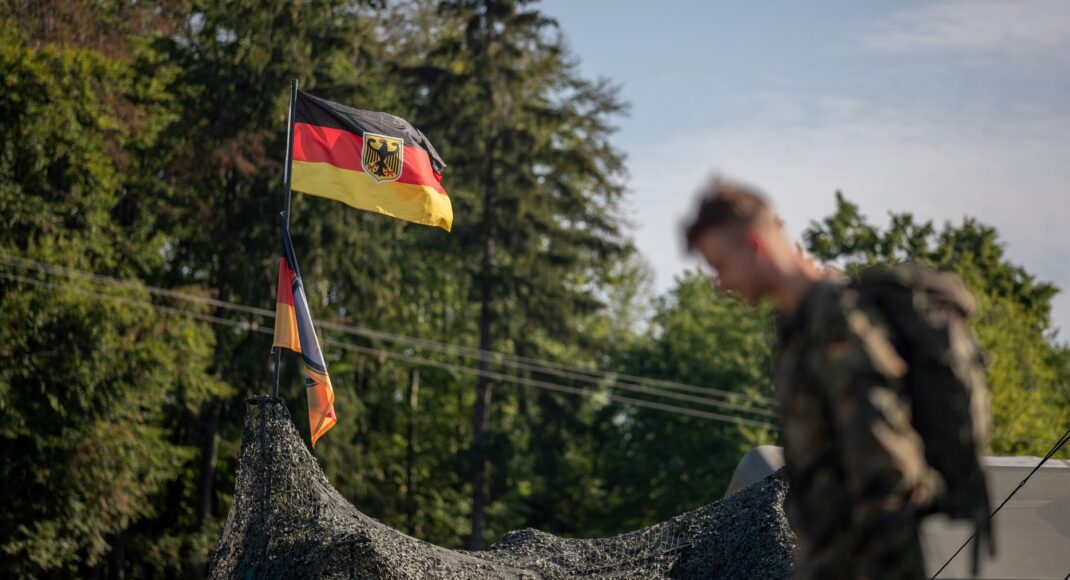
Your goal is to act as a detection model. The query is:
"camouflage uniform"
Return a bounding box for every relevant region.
[775,278,945,579]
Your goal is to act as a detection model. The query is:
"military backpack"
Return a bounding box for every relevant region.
[852,263,994,570]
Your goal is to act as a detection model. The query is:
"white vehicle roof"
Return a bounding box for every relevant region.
[727,447,1070,579]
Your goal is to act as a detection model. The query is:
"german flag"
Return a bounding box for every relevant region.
[292,91,453,231]
[273,227,336,446]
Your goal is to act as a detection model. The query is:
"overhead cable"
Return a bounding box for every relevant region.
[0,254,778,412]
[0,270,780,430]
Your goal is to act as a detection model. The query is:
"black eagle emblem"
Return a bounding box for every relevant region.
[362,133,404,182]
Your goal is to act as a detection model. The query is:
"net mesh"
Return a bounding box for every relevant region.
[209,396,794,579]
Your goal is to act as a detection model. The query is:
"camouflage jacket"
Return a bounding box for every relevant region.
[775,277,944,579]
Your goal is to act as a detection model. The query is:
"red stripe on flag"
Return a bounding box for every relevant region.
[292,122,447,194]
[276,257,295,307]
[273,256,301,352]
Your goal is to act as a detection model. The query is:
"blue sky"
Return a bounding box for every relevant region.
[538,0,1070,336]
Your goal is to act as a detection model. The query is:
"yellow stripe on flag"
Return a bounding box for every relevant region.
[307,377,336,446]
[292,160,453,232]
[273,302,300,352]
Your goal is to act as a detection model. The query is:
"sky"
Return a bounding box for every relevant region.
[538,0,1070,337]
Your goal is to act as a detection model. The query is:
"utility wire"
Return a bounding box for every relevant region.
[0,271,267,334]
[320,337,779,429]
[0,254,778,411]
[0,259,1044,444]
[0,270,780,430]
[930,423,1070,579]
[0,260,774,419]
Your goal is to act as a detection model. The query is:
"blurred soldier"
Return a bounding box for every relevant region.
[684,179,990,579]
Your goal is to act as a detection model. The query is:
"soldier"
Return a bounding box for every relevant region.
[684,179,955,579]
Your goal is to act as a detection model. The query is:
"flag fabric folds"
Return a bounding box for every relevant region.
[291,91,453,232]
[273,228,337,446]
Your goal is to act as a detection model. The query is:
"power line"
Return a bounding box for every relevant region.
[930,423,1070,579]
[318,325,779,414]
[0,259,1044,445]
[0,271,267,334]
[0,254,778,412]
[0,258,775,418]
[0,270,780,430]
[321,337,779,428]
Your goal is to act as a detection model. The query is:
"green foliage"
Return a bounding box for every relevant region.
[589,271,777,533]
[0,17,223,578]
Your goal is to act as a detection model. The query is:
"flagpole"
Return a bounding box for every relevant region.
[283,78,298,226]
[271,79,299,398]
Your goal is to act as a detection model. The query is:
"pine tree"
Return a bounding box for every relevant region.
[412,0,631,548]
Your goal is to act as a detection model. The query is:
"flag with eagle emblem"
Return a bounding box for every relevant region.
[291,91,453,231]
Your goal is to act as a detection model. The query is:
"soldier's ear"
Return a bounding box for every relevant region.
[745,229,766,260]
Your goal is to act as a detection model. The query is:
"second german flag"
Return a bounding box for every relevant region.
[291,91,453,231]
[273,226,337,446]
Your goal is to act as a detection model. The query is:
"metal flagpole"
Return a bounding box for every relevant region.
[271,79,299,398]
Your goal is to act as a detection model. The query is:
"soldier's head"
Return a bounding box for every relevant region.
[684,179,800,305]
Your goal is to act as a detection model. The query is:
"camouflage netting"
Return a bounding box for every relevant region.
[209,396,795,579]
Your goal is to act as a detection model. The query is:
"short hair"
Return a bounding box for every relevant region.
[684,179,773,250]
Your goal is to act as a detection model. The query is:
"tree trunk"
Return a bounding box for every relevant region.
[196,399,221,526]
[107,534,125,580]
[469,133,497,551]
[406,368,420,537]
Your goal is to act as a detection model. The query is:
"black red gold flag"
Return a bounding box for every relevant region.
[273,227,337,446]
[291,91,453,231]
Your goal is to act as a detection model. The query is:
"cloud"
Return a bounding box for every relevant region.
[863,0,1070,55]
[625,94,1070,336]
